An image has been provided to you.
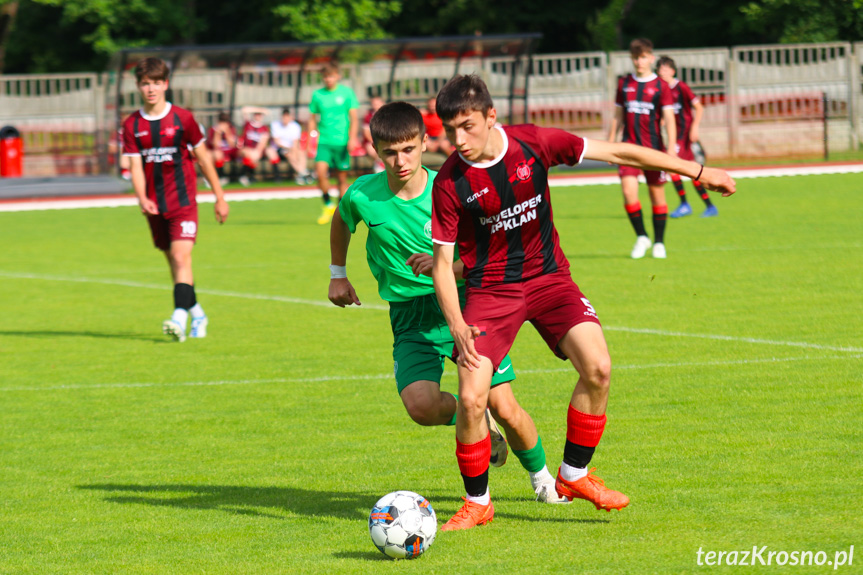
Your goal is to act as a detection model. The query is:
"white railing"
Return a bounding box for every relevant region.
[4,41,863,177]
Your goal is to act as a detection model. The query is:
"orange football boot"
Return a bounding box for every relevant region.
[440,497,495,531]
[555,467,630,511]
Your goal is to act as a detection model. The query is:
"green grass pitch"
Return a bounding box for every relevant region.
[1,173,860,574]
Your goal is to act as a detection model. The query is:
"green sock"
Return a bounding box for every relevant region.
[512,435,547,473]
[446,393,459,426]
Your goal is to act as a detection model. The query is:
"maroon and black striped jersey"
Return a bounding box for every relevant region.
[432,124,585,288]
[615,73,674,151]
[240,121,270,148]
[122,103,204,215]
[668,79,699,146]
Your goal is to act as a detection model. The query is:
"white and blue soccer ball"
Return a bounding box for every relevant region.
[368,490,437,559]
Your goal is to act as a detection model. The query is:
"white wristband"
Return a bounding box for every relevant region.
[329,264,347,279]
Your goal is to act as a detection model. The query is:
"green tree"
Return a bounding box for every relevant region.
[273,0,400,41]
[740,0,863,43]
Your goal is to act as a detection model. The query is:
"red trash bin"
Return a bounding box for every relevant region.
[0,126,24,177]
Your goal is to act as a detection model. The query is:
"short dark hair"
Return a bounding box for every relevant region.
[435,74,494,122]
[657,56,677,74]
[217,112,231,123]
[281,107,293,115]
[322,61,340,76]
[135,57,170,83]
[629,38,654,58]
[369,101,425,147]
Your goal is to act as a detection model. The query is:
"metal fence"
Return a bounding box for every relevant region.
[2,41,862,177]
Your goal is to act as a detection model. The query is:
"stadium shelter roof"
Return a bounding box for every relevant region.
[109,33,542,123]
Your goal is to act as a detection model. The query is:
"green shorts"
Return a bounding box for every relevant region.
[314,143,351,171]
[390,292,515,394]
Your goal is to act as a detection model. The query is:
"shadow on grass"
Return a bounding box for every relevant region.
[78,483,377,521]
[0,330,167,343]
[78,483,610,526]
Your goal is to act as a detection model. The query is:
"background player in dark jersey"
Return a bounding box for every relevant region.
[608,38,677,259]
[123,58,229,342]
[657,56,718,219]
[430,74,735,531]
[208,111,239,185]
[239,106,280,185]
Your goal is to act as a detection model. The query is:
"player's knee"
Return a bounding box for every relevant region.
[458,393,487,421]
[487,398,519,428]
[582,358,611,392]
[403,402,437,426]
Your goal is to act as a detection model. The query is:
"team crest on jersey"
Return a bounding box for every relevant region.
[424,220,432,239]
[162,125,178,138]
[514,160,533,183]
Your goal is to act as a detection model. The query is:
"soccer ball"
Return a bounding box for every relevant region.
[368,490,437,559]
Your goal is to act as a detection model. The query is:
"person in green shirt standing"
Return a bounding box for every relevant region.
[328,101,568,503]
[309,62,360,225]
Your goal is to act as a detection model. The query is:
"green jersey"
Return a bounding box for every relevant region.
[309,84,359,146]
[339,168,442,302]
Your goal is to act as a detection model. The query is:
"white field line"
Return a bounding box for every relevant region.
[0,189,322,213]
[547,162,863,188]
[2,270,860,353]
[2,163,861,212]
[1,354,860,393]
[0,270,388,310]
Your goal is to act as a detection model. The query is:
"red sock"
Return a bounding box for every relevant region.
[624,201,642,215]
[566,405,606,448]
[243,157,257,169]
[456,434,491,477]
[215,159,225,169]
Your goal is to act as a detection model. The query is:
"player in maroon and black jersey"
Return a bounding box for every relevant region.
[608,38,678,259]
[208,111,240,184]
[430,74,736,531]
[238,107,281,185]
[657,56,718,219]
[123,57,229,343]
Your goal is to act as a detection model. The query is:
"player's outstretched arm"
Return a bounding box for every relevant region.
[432,243,481,370]
[328,209,361,307]
[585,139,736,197]
[193,144,229,223]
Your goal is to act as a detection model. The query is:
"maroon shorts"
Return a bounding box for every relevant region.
[460,271,602,369]
[675,141,695,162]
[147,205,198,251]
[618,164,667,185]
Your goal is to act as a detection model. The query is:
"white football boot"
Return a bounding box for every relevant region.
[486,409,508,467]
[630,235,652,259]
[162,319,186,342]
[190,316,208,338]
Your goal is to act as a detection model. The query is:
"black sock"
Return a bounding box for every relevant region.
[626,205,647,237]
[695,181,713,207]
[563,441,596,469]
[461,469,489,498]
[272,162,281,182]
[653,208,668,244]
[671,176,687,203]
[174,283,194,310]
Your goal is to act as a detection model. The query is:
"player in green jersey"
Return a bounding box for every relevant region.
[309,62,360,225]
[328,101,567,503]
